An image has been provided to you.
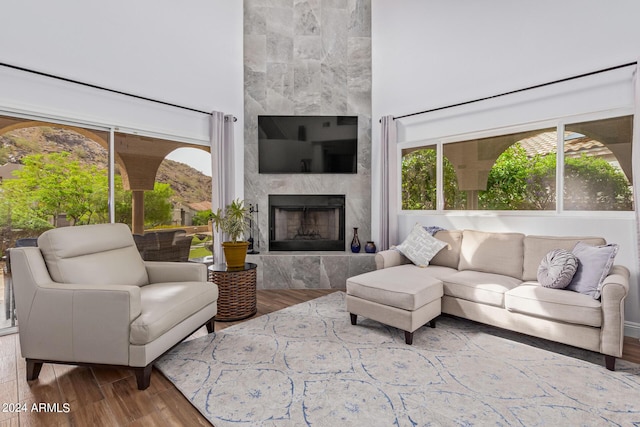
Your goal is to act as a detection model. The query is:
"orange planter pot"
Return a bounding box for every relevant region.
[222,241,249,268]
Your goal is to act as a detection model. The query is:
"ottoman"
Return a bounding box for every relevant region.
[346,266,443,344]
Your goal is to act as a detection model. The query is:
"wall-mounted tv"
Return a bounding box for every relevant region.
[258,115,357,174]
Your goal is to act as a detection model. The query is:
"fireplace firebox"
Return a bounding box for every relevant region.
[269,195,345,251]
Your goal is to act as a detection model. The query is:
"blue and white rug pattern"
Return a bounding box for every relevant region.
[156,292,640,426]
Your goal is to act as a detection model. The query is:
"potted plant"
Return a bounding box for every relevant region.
[210,198,251,268]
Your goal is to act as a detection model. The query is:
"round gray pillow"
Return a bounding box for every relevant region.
[537,249,579,289]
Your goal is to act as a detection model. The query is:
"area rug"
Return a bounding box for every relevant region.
[156,292,640,426]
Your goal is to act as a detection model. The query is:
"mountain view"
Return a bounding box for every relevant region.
[0,126,212,206]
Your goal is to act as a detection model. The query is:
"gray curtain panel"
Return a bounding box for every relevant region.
[633,65,640,279]
[380,115,395,251]
[210,112,236,264]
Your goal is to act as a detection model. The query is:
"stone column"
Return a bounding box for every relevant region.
[132,190,145,235]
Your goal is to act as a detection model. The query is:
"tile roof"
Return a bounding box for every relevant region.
[518,132,606,157]
[187,200,212,211]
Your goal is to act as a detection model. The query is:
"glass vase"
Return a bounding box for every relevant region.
[351,227,361,253]
[365,241,376,253]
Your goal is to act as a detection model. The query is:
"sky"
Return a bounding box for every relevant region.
[166,147,212,177]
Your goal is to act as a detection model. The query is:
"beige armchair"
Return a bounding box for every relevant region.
[9,223,218,390]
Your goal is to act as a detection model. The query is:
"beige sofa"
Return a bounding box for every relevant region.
[346,229,629,370]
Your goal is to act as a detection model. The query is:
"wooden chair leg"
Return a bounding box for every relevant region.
[206,319,215,333]
[135,365,153,390]
[26,359,43,381]
[350,313,357,325]
[404,331,413,345]
[605,355,616,371]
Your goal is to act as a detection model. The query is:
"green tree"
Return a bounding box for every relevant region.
[402,143,632,211]
[478,145,532,209]
[2,152,175,232]
[3,152,104,226]
[192,209,213,226]
[143,183,173,226]
[480,147,632,211]
[401,149,466,210]
[478,145,556,210]
[564,155,633,210]
[402,149,437,210]
[112,181,174,228]
[522,152,556,210]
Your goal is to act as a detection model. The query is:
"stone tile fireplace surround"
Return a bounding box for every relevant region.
[244,0,374,289]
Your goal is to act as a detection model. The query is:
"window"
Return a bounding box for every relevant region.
[563,116,633,211]
[401,145,437,210]
[0,118,215,331]
[0,122,111,332]
[0,104,215,333]
[401,115,633,212]
[0,123,111,230]
[442,128,557,210]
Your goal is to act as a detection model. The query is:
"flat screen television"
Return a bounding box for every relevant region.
[258,115,357,174]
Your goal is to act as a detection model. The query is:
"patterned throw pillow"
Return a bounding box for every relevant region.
[395,223,447,267]
[537,249,578,289]
[566,242,619,299]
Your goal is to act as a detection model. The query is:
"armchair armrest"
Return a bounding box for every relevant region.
[144,261,207,283]
[599,265,630,358]
[375,249,410,270]
[39,282,142,321]
[31,283,141,365]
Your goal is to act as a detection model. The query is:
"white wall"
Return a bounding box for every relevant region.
[372,0,640,332]
[372,0,640,119]
[0,0,244,194]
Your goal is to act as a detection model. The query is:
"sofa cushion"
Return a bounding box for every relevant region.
[130,281,219,345]
[505,283,602,327]
[566,242,619,299]
[458,230,525,279]
[38,223,149,287]
[417,265,459,282]
[522,235,605,281]
[346,265,443,311]
[443,270,522,307]
[430,230,463,269]
[395,223,447,267]
[537,249,578,289]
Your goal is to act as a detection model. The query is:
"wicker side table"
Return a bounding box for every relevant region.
[208,263,257,322]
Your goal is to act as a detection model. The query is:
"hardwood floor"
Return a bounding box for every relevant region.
[2,288,640,426]
[0,289,337,427]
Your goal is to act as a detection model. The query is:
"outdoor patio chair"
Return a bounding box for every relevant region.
[133,229,193,262]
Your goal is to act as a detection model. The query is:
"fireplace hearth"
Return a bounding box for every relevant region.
[269,194,345,251]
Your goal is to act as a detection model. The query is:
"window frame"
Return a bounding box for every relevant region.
[397,107,635,218]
